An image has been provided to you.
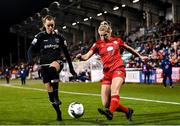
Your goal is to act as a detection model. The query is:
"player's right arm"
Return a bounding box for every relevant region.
[76,42,98,61]
[76,50,94,61]
[27,32,42,65]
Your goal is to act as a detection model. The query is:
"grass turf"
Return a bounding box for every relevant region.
[0,79,179,125]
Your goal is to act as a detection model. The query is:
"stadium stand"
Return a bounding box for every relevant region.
[1,0,179,83]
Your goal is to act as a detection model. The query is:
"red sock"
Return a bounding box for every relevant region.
[117,104,129,113]
[109,95,120,113]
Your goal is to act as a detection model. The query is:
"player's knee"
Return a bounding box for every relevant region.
[48,67,59,84]
[59,61,64,72]
[46,84,53,92]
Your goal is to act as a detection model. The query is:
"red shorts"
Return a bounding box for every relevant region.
[100,67,126,85]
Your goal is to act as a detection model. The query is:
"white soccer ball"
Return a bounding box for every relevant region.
[68,102,84,118]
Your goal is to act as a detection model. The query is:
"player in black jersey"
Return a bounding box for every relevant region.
[27,15,77,121]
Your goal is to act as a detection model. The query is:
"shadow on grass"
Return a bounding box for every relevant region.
[133,110,180,125]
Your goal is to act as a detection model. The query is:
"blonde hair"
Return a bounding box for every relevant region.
[98,21,112,36]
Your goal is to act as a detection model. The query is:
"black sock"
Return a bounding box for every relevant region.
[48,92,54,102]
[116,108,126,113]
[48,92,62,120]
[52,104,62,121]
[53,84,62,105]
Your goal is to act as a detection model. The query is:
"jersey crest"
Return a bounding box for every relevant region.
[113,41,118,44]
[55,38,59,43]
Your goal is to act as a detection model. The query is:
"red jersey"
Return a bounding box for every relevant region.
[90,37,125,72]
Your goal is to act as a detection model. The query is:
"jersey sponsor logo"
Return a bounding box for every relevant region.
[55,38,59,43]
[44,44,59,49]
[107,46,113,51]
[32,38,37,45]
[43,40,48,42]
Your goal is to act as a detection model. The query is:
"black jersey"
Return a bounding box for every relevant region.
[27,31,71,65]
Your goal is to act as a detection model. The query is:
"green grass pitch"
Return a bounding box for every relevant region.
[0,79,179,125]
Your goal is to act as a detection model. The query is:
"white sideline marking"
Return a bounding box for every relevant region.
[1,84,180,105]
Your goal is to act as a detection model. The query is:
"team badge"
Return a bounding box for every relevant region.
[100,44,105,48]
[117,71,122,75]
[55,38,59,43]
[113,41,118,44]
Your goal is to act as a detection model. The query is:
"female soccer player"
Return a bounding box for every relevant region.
[27,15,77,121]
[76,21,147,121]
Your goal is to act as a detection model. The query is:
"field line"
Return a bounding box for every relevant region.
[1,84,180,105]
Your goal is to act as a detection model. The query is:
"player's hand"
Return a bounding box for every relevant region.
[76,53,82,60]
[72,73,78,80]
[140,56,149,63]
[70,70,78,80]
[70,68,77,76]
[54,29,59,34]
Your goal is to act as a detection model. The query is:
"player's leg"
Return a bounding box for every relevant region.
[110,77,128,114]
[110,77,124,112]
[98,84,113,120]
[49,61,63,105]
[24,77,26,85]
[101,85,111,108]
[168,74,173,88]
[97,73,113,120]
[22,78,24,85]
[163,73,167,87]
[48,66,61,105]
[48,61,63,121]
[110,70,126,113]
[21,77,23,85]
[98,77,124,120]
[6,77,9,84]
[42,65,62,121]
[147,72,150,84]
[45,83,62,121]
[111,77,134,121]
[22,77,25,85]
[112,69,134,120]
[144,72,147,83]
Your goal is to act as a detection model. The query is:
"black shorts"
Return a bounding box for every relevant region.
[41,60,64,84]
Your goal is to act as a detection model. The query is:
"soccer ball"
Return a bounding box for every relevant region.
[68,102,84,118]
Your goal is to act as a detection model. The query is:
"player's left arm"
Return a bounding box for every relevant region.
[122,43,147,62]
[59,35,77,76]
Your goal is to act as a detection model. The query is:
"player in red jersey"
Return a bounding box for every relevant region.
[76,21,147,121]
